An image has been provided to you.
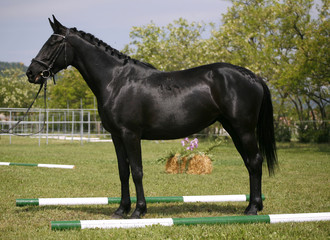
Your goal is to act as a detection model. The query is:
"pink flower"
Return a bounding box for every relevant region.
[181,137,199,151]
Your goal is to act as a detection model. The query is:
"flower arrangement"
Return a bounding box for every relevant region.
[182,137,199,151]
[158,137,222,175]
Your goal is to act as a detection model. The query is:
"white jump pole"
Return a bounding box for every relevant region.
[16,194,264,206]
[0,162,74,169]
[51,212,330,230]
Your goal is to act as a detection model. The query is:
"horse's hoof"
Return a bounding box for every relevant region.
[244,205,259,215]
[130,214,141,219]
[112,206,131,219]
[130,209,146,219]
[244,210,258,215]
[111,213,126,219]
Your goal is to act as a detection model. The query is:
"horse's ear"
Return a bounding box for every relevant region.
[49,15,65,33]
[48,18,55,32]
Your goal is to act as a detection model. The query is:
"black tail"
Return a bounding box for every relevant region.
[257,78,278,175]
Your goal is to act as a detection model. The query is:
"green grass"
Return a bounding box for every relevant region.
[0,136,329,239]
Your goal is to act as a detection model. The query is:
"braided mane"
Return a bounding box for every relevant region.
[70,27,156,69]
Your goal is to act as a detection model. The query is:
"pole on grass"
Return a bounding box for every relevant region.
[16,194,264,207]
[50,212,330,230]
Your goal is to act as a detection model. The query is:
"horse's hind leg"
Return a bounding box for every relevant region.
[240,132,264,215]
[221,121,263,215]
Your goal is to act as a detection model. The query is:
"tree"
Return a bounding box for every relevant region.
[45,68,99,128]
[0,61,27,72]
[0,68,40,108]
[47,67,95,109]
[212,0,329,141]
[124,18,213,71]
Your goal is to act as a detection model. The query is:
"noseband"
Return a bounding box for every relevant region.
[32,29,70,84]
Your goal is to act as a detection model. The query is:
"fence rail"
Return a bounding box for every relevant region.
[2,108,328,145]
[0,108,110,145]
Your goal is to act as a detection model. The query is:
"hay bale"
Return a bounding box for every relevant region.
[186,154,213,175]
[165,153,212,175]
[165,153,187,174]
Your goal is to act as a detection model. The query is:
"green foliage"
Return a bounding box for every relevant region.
[0,61,27,72]
[275,123,292,142]
[215,0,329,124]
[47,67,95,109]
[297,122,317,143]
[124,18,214,71]
[0,68,41,108]
[315,125,330,143]
[298,122,329,143]
[157,138,222,163]
[0,62,95,109]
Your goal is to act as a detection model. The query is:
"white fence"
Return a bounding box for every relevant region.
[1,108,232,145]
[0,108,111,145]
[3,108,327,145]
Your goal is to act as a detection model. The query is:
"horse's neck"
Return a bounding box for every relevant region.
[68,35,125,101]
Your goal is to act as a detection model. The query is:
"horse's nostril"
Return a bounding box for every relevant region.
[26,69,36,83]
[26,70,33,78]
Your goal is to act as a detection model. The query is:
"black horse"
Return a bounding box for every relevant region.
[26,16,277,218]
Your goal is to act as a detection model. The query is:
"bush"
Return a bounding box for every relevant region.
[297,123,314,143]
[314,124,329,143]
[297,122,329,143]
[275,123,291,142]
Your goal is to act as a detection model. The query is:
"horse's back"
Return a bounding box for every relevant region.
[168,62,264,122]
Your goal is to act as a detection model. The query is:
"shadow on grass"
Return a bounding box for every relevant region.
[16,205,117,216]
[147,203,246,216]
[16,202,247,217]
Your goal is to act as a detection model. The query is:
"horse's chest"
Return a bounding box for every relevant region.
[97,107,119,134]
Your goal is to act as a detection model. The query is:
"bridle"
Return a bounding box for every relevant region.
[0,29,70,135]
[32,29,70,84]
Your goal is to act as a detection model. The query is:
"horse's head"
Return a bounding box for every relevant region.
[26,15,73,84]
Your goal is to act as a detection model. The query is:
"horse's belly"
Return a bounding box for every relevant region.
[141,115,217,140]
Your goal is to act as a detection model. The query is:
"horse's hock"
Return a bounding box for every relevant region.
[165,153,213,175]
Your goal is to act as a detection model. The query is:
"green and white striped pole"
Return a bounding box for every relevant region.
[16,194,263,207]
[50,212,330,230]
[0,162,74,169]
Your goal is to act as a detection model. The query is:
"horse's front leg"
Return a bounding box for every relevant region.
[122,130,146,219]
[112,135,131,218]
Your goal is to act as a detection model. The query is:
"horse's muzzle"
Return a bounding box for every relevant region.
[26,70,43,84]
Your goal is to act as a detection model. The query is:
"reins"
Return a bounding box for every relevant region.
[0,80,47,136]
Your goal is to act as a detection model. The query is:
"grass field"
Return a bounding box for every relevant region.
[0,136,329,239]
